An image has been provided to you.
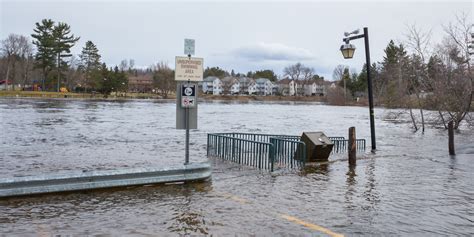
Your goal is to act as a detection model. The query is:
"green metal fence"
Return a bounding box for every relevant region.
[269,137,306,169]
[207,132,366,172]
[207,133,275,170]
[332,139,366,153]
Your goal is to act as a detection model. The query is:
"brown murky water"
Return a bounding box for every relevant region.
[0,98,473,236]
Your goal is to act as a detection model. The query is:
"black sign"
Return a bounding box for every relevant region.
[181,84,196,97]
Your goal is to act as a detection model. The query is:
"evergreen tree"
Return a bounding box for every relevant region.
[79,41,101,91]
[52,22,80,92]
[253,69,278,81]
[31,19,55,90]
[203,66,227,78]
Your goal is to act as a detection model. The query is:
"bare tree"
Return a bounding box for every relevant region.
[119,59,128,71]
[333,65,349,101]
[283,62,302,80]
[152,62,175,98]
[1,34,22,90]
[332,65,346,81]
[404,24,433,132]
[284,62,315,96]
[433,12,473,129]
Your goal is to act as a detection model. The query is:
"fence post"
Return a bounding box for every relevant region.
[448,121,455,155]
[349,127,356,166]
[270,144,274,172]
[207,134,210,157]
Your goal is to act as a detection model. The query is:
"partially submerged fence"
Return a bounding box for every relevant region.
[207,132,366,171]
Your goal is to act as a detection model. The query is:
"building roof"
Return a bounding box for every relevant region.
[255,78,271,84]
[203,76,220,82]
[238,77,255,84]
[221,76,239,84]
[277,78,295,85]
[128,75,153,85]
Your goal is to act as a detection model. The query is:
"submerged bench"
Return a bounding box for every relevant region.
[0,162,211,198]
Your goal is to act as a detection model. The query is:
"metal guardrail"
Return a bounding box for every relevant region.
[0,163,212,198]
[207,133,366,172]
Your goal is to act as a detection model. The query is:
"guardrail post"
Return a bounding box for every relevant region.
[349,127,356,166]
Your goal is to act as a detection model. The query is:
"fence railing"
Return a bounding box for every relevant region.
[207,133,274,170]
[269,137,306,169]
[332,139,366,153]
[207,133,366,172]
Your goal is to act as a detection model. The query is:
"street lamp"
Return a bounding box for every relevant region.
[340,27,376,152]
[340,43,356,59]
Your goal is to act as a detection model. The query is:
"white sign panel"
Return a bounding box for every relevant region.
[184,39,195,55]
[175,56,204,82]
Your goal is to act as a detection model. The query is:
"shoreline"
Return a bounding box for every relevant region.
[0,91,369,106]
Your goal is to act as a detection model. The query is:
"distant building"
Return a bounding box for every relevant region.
[255,78,274,96]
[276,79,297,96]
[304,80,326,96]
[128,75,153,93]
[202,76,222,95]
[238,77,257,95]
[221,76,240,95]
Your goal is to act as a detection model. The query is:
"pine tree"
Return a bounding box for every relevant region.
[52,22,80,92]
[31,19,55,90]
[79,41,101,91]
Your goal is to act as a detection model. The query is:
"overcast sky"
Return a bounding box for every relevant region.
[1,0,472,79]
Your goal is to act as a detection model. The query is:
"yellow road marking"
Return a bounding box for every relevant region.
[216,191,252,204]
[214,191,344,236]
[280,214,344,237]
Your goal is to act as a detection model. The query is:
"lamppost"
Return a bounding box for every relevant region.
[340,27,376,152]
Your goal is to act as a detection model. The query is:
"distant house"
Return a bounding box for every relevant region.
[255,78,274,96]
[128,75,153,93]
[238,77,257,95]
[304,80,326,96]
[202,76,222,95]
[276,79,297,96]
[221,76,240,95]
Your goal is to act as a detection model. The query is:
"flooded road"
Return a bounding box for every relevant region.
[1,98,473,236]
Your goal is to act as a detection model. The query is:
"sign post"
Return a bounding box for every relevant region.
[176,39,203,165]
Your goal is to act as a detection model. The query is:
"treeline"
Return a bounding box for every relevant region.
[0,18,129,96]
[333,13,473,130]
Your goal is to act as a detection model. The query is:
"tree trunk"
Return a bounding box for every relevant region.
[11,60,16,91]
[438,111,447,129]
[419,108,425,133]
[5,59,10,91]
[409,107,418,132]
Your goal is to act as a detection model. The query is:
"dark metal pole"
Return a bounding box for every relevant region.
[185,80,190,165]
[364,27,376,152]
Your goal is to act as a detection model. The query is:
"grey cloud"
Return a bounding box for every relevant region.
[232,42,315,61]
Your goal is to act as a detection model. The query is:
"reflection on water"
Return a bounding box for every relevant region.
[0,98,473,236]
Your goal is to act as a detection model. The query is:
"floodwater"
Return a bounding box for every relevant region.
[0,98,473,236]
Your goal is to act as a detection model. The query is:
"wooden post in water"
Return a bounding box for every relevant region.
[448,121,455,155]
[348,127,356,166]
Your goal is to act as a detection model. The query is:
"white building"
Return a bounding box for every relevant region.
[202,76,223,95]
[238,77,257,95]
[255,78,274,96]
[304,81,326,96]
[221,77,240,95]
[276,79,297,96]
